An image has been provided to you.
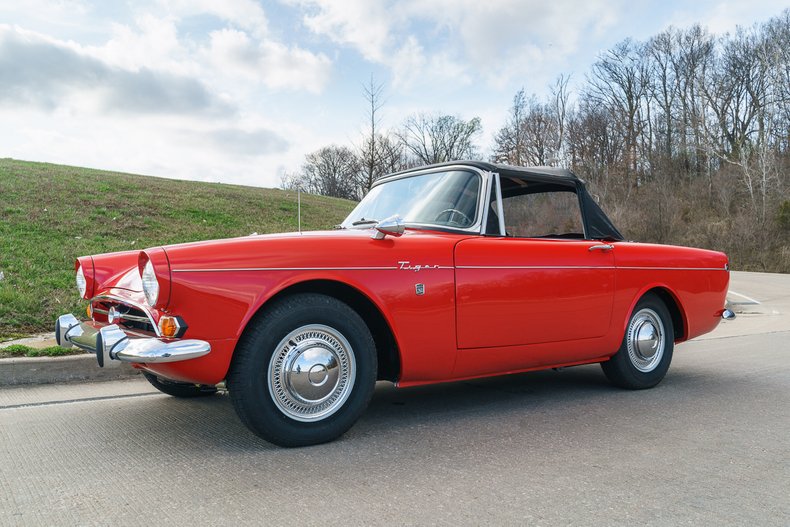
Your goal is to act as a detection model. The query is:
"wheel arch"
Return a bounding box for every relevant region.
[627,285,687,343]
[234,279,401,382]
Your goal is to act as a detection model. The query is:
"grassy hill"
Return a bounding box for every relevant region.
[0,159,356,339]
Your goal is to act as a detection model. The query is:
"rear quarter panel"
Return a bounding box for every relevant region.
[612,242,729,341]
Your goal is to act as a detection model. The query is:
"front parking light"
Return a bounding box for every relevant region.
[158,315,187,338]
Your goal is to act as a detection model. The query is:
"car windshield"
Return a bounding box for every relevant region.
[341,170,481,230]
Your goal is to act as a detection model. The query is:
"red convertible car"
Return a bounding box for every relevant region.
[56,161,732,446]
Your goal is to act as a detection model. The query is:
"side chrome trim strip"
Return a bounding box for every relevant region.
[457,265,616,270]
[618,266,728,271]
[174,265,727,273]
[172,266,401,273]
[457,265,727,271]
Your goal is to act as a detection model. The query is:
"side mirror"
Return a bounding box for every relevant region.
[372,215,405,240]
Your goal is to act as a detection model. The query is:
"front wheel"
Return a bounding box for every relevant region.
[601,294,674,389]
[228,294,377,447]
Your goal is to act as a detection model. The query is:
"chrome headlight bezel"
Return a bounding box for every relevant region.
[76,264,87,298]
[141,259,160,307]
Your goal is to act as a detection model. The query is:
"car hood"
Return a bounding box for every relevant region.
[86,228,471,299]
[159,228,468,272]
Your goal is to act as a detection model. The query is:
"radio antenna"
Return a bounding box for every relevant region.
[297,188,301,233]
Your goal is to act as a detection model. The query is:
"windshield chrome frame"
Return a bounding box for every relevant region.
[346,164,493,234]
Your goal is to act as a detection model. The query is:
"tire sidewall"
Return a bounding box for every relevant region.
[230,294,376,446]
[605,294,675,389]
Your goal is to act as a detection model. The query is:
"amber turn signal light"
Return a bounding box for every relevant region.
[158,315,187,338]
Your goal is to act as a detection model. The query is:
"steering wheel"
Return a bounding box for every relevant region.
[435,208,472,227]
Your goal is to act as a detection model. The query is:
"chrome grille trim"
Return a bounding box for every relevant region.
[91,307,151,324]
[91,294,161,337]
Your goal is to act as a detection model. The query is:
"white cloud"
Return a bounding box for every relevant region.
[291,0,622,88]
[389,36,426,88]
[88,15,188,73]
[206,28,332,93]
[159,0,270,37]
[286,0,393,61]
[669,0,789,35]
[0,19,309,187]
[2,104,298,186]
[0,25,228,115]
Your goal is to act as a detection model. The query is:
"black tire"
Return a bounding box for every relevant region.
[142,371,218,398]
[601,293,674,389]
[227,293,377,447]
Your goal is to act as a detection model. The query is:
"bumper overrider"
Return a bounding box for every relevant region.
[55,313,211,368]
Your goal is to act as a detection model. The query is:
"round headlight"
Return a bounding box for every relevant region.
[76,265,87,298]
[141,259,159,307]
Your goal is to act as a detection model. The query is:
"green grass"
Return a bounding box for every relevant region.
[0,158,356,338]
[0,344,82,358]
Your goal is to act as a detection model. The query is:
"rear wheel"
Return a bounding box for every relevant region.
[228,294,377,447]
[601,294,674,389]
[142,372,217,398]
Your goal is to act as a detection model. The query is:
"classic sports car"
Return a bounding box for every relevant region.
[56,161,733,447]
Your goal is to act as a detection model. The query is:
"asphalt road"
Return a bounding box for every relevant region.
[1,273,789,526]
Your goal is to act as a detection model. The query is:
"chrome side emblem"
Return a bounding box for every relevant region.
[399,261,440,272]
[415,284,425,296]
[108,306,120,324]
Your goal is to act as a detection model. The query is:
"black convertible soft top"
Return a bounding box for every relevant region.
[388,161,624,241]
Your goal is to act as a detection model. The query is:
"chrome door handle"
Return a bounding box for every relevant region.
[588,244,614,252]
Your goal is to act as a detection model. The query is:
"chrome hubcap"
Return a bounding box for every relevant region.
[268,324,356,422]
[626,308,665,372]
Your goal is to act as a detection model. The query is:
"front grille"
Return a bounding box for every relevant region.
[92,297,157,335]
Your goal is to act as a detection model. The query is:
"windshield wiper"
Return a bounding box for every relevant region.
[351,218,379,226]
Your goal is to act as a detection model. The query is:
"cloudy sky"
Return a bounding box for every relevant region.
[0,0,786,188]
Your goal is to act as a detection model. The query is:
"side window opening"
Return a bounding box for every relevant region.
[499,178,585,239]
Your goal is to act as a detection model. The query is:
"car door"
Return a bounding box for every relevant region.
[455,238,615,349]
[454,182,615,349]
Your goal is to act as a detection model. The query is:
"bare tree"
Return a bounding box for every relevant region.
[671,25,715,180]
[566,102,626,200]
[359,77,385,194]
[279,171,305,191]
[373,133,409,173]
[300,145,361,200]
[549,74,571,165]
[492,89,529,165]
[494,81,569,167]
[521,96,561,166]
[398,113,482,164]
[587,39,650,185]
[647,29,678,163]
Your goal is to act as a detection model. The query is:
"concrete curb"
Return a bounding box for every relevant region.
[0,354,141,386]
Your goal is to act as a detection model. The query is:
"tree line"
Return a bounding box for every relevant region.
[282,10,790,272]
[280,78,484,201]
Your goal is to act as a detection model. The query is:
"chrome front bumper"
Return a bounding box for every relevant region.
[56,314,211,368]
